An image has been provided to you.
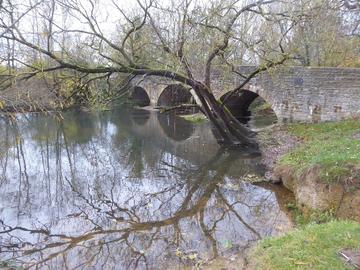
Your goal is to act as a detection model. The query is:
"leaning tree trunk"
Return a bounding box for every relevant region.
[190,81,258,149]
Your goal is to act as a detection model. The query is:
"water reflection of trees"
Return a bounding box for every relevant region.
[0,111,290,269]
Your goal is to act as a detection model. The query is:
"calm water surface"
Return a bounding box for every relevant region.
[0,108,291,269]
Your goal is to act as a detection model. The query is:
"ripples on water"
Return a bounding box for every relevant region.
[0,108,291,269]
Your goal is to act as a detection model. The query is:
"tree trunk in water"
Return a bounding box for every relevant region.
[191,83,258,149]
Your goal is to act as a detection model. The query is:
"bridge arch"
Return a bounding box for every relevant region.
[157,84,192,107]
[219,88,279,121]
[129,86,150,107]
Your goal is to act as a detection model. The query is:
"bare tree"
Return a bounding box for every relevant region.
[0,0,324,147]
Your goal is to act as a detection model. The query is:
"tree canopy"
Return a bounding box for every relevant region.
[0,0,359,146]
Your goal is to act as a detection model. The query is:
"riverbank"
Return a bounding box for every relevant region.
[269,120,360,221]
[0,77,64,112]
[249,220,360,270]
[257,124,300,180]
[241,119,360,270]
[257,119,360,220]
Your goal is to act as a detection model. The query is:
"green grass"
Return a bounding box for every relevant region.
[279,120,360,182]
[251,220,360,270]
[286,203,336,227]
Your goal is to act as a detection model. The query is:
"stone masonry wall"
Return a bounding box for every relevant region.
[254,66,360,122]
[137,66,360,123]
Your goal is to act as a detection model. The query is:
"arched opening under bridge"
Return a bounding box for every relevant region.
[220,90,277,126]
[129,86,151,107]
[157,84,192,107]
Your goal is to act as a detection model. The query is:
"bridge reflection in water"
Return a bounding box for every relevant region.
[0,108,292,269]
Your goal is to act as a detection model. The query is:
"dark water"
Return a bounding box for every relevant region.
[0,109,292,269]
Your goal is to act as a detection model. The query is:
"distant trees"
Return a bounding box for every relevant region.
[0,0,359,146]
[290,0,360,67]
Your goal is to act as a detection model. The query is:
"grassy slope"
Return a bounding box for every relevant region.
[250,121,360,270]
[251,220,360,270]
[279,120,360,182]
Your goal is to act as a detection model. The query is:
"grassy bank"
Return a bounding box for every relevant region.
[249,120,360,270]
[250,220,360,270]
[279,119,360,182]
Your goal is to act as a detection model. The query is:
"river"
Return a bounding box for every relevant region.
[0,108,291,269]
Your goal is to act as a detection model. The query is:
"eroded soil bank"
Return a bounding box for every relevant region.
[258,120,360,222]
[274,164,360,222]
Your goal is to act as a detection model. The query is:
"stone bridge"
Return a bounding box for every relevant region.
[129,66,360,123]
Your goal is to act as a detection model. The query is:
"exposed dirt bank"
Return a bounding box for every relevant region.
[258,121,360,222]
[274,164,360,222]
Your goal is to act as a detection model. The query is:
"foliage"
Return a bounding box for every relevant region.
[249,98,273,116]
[0,65,10,74]
[289,0,360,67]
[280,120,360,182]
[286,203,336,227]
[55,72,128,110]
[251,220,360,270]
[0,261,25,270]
[27,59,51,71]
